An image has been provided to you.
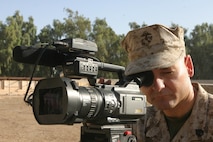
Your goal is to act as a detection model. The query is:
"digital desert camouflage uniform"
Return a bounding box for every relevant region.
[132,83,213,142]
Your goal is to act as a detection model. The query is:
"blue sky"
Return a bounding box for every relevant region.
[0,0,212,35]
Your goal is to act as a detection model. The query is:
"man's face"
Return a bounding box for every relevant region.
[140,56,194,111]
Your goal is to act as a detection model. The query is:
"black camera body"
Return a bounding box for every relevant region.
[33,77,146,125]
[13,38,147,142]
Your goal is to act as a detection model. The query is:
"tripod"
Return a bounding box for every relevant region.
[81,124,137,142]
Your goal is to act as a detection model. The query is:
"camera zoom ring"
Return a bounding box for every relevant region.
[86,88,97,118]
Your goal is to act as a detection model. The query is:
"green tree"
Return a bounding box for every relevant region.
[0,11,37,76]
[187,23,213,79]
[128,22,148,30]
[63,9,91,39]
[38,8,91,42]
[89,18,126,78]
[4,9,212,80]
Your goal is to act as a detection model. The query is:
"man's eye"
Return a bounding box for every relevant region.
[162,71,176,77]
[165,71,173,74]
[162,70,174,74]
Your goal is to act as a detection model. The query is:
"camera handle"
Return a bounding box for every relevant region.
[81,124,137,142]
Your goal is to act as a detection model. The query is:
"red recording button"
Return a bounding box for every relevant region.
[123,131,132,136]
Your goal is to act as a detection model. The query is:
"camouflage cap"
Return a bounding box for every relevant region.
[122,24,186,76]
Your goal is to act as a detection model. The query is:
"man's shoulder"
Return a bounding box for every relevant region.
[146,106,157,116]
[145,106,162,121]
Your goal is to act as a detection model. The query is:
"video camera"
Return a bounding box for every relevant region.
[13,38,147,142]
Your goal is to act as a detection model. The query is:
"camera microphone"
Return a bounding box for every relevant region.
[13,46,65,67]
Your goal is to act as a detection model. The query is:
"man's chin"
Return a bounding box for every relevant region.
[154,101,177,111]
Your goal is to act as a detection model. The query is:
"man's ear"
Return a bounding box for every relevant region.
[184,55,194,77]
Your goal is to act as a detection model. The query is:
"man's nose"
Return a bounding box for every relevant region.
[152,77,165,92]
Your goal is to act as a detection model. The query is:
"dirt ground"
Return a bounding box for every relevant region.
[0,96,81,142]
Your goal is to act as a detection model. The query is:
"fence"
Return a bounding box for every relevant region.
[0,77,42,96]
